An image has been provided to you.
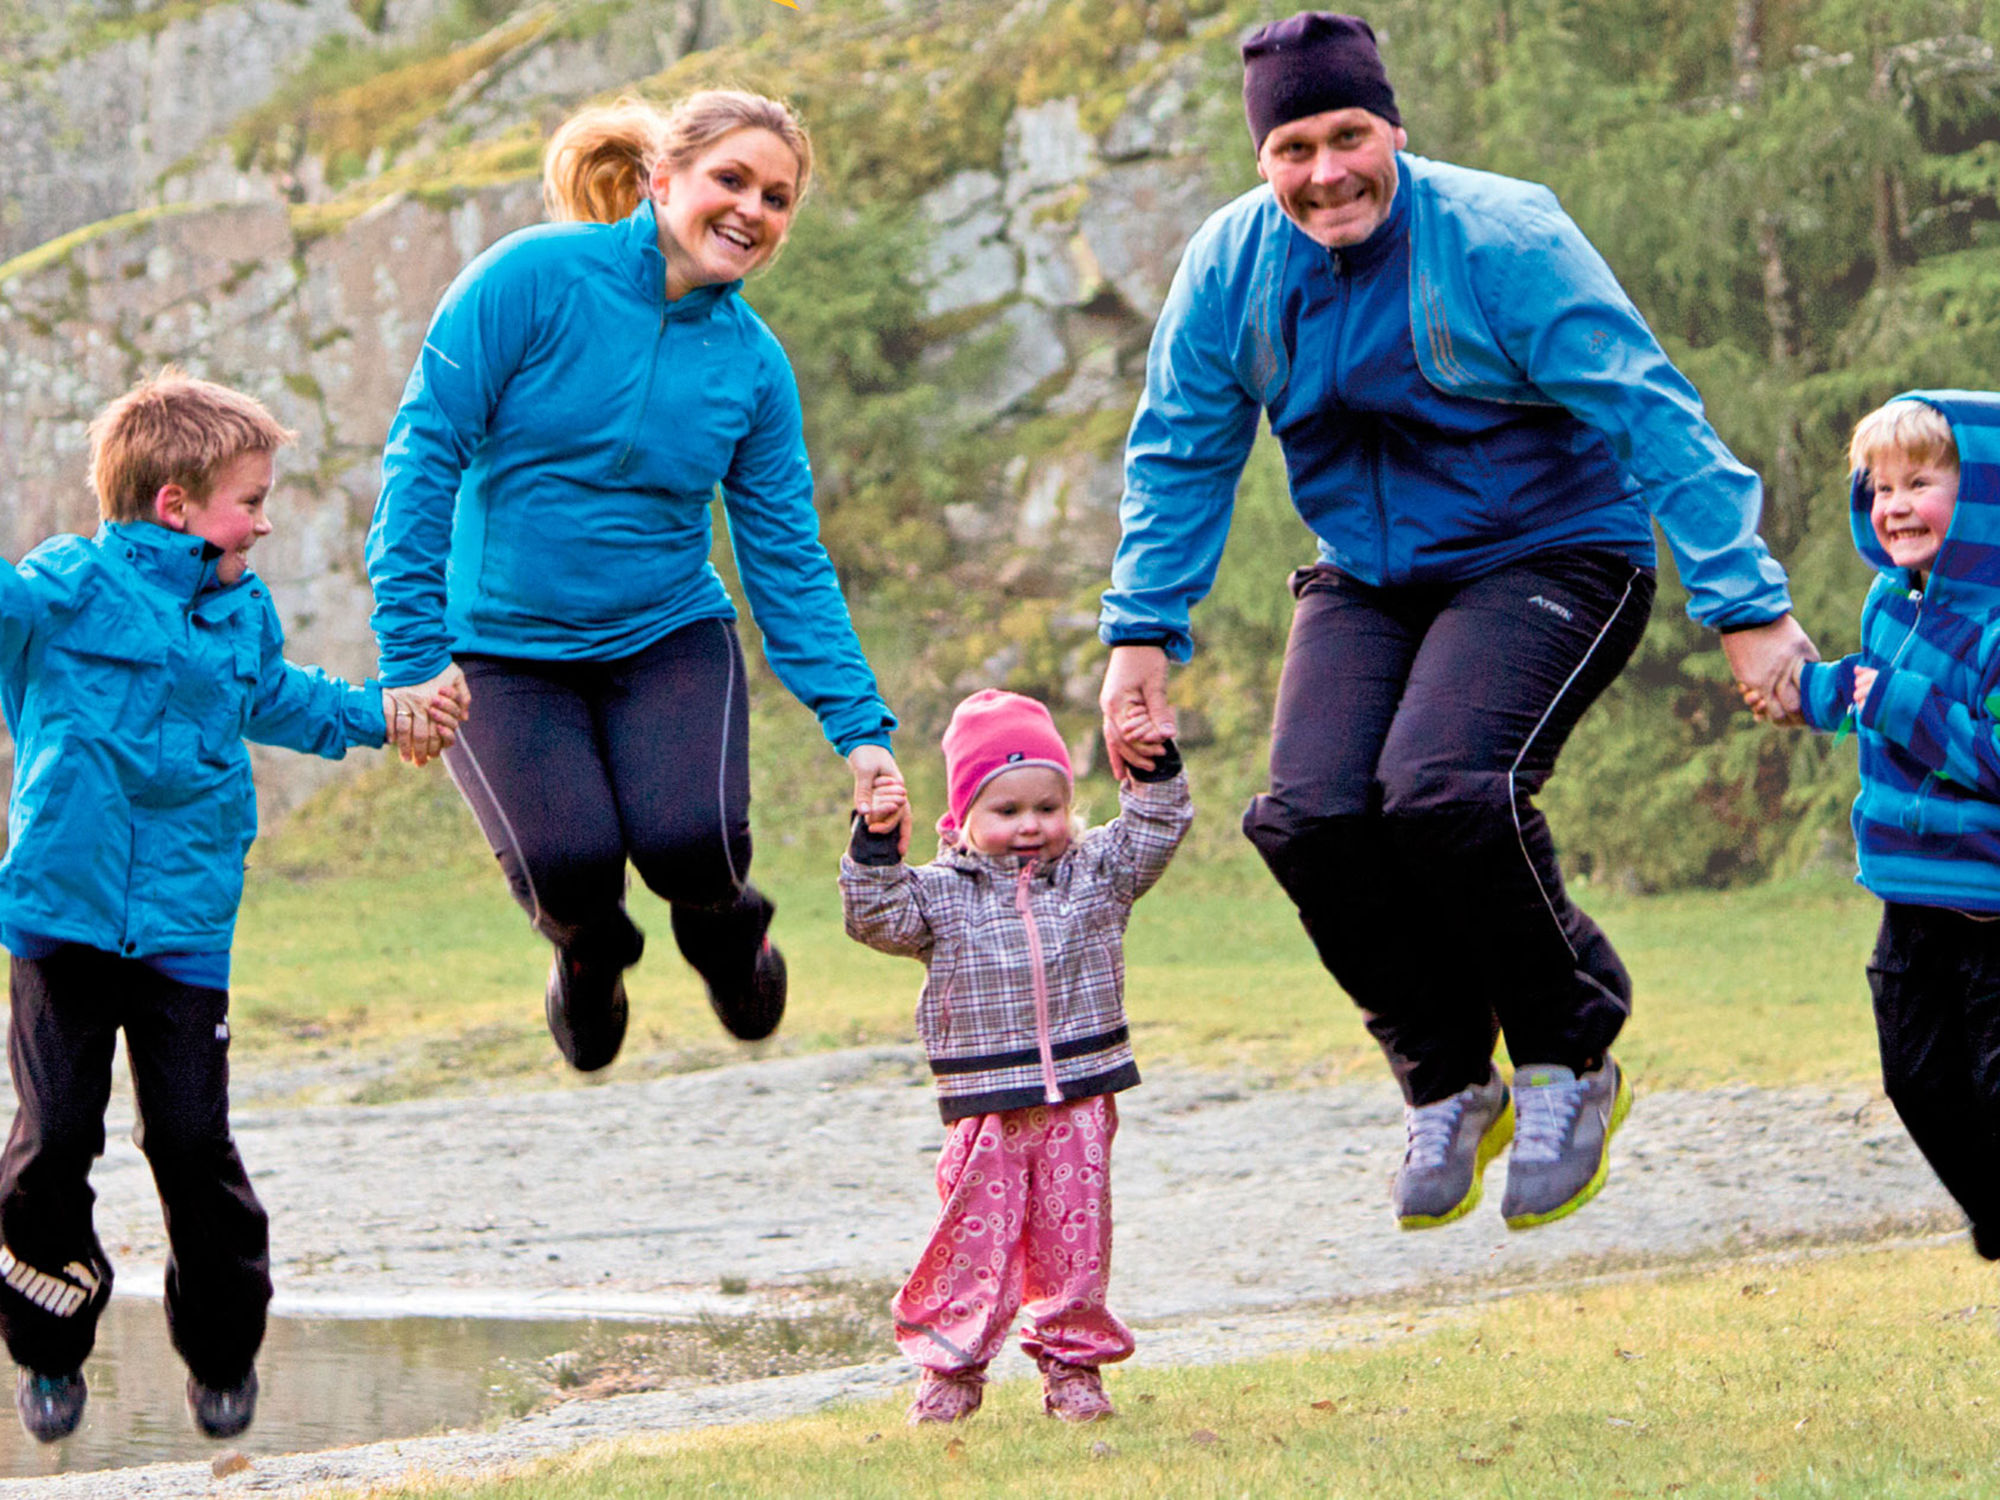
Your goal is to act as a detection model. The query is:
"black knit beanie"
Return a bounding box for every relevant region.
[1242,12,1400,150]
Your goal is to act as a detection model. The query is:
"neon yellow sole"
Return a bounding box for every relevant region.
[1398,1095,1516,1231]
[1503,1067,1634,1231]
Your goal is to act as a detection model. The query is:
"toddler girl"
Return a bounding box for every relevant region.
[840,689,1191,1424]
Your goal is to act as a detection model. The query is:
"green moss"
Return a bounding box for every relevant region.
[287,199,371,249]
[62,0,232,60]
[0,202,209,286]
[282,371,324,401]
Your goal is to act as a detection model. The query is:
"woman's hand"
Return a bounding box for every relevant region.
[385,665,472,767]
[848,744,911,853]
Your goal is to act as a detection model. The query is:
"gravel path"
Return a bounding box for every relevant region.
[0,1046,1960,1497]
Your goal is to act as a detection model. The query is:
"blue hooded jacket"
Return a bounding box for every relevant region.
[1101,154,1792,658]
[367,200,895,755]
[1798,391,2000,911]
[0,521,386,958]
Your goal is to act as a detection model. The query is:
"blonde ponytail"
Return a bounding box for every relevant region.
[541,97,666,224]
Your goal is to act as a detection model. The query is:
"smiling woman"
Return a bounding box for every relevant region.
[364,90,907,1084]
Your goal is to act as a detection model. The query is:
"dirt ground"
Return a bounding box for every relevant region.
[0,1044,1960,1498]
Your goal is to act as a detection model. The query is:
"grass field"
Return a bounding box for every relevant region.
[229,752,1887,1101]
[354,1237,1999,1499]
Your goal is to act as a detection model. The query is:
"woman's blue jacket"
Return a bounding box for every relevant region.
[1798,391,2000,912]
[0,521,386,957]
[1100,154,1793,659]
[367,200,895,755]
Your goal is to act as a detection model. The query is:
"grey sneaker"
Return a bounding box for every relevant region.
[1501,1056,1632,1230]
[1394,1067,1514,1229]
[16,1368,85,1443]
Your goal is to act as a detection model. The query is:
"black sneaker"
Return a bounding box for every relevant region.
[16,1368,85,1443]
[545,951,631,1073]
[670,888,787,1042]
[187,1368,257,1439]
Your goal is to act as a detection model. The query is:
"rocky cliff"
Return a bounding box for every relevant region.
[0,0,1252,812]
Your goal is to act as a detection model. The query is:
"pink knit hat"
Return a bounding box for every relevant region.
[940,689,1073,838]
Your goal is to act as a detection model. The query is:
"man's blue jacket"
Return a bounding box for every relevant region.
[367,199,895,756]
[1799,391,2000,912]
[1101,154,1793,659]
[0,522,386,958]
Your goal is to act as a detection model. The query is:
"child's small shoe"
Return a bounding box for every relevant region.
[15,1368,86,1443]
[1039,1356,1114,1422]
[905,1366,985,1425]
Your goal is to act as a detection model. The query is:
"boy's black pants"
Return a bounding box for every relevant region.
[0,948,269,1383]
[1869,903,2000,1250]
[1242,549,1655,1107]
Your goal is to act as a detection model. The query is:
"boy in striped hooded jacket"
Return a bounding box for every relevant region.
[840,689,1191,1425]
[1754,391,2000,1258]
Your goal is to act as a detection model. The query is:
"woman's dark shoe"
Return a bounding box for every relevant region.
[187,1368,258,1439]
[671,888,787,1041]
[16,1368,85,1443]
[545,952,631,1072]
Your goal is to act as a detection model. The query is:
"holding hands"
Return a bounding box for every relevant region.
[849,744,911,853]
[382,664,472,767]
[1725,614,1819,727]
[1099,644,1175,779]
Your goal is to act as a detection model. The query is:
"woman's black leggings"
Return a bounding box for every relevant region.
[446,618,754,971]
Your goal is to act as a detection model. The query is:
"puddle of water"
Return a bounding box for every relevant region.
[0,1295,605,1479]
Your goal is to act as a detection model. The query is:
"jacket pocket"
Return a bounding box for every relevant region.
[43,625,167,729]
[916,969,955,1049]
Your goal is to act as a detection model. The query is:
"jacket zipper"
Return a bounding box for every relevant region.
[614,306,669,475]
[1328,245,1391,581]
[1014,861,1064,1105]
[1889,586,1937,827]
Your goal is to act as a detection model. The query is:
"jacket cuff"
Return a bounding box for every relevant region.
[350,680,390,749]
[847,813,904,867]
[1797,658,1852,732]
[1127,737,1183,783]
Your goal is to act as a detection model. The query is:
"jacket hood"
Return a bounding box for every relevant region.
[1850,389,2000,611]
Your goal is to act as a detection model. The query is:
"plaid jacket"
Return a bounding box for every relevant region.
[841,773,1192,1121]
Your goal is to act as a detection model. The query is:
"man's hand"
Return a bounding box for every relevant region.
[848,744,911,854]
[1722,614,1818,727]
[1099,644,1175,779]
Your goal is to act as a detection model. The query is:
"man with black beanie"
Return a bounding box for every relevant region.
[1097,12,1818,1234]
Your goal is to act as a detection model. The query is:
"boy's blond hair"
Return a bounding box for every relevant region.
[1850,399,1958,479]
[86,368,296,523]
[540,89,814,226]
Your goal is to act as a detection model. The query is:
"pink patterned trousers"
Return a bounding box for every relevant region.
[893,1093,1135,1373]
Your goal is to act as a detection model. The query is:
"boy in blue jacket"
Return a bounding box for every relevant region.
[1755,391,2000,1259]
[0,370,455,1445]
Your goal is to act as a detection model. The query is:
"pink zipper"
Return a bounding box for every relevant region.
[1014,860,1063,1104]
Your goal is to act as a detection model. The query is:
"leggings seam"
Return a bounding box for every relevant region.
[1506,567,1642,964]
[714,619,744,895]
[445,737,549,935]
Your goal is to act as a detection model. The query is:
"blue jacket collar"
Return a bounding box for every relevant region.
[98,520,230,601]
[619,200,742,317]
[1849,390,2000,613]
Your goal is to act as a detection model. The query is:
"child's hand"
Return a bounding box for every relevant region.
[383,666,472,767]
[1739,657,1807,730]
[847,745,912,853]
[1853,666,1878,713]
